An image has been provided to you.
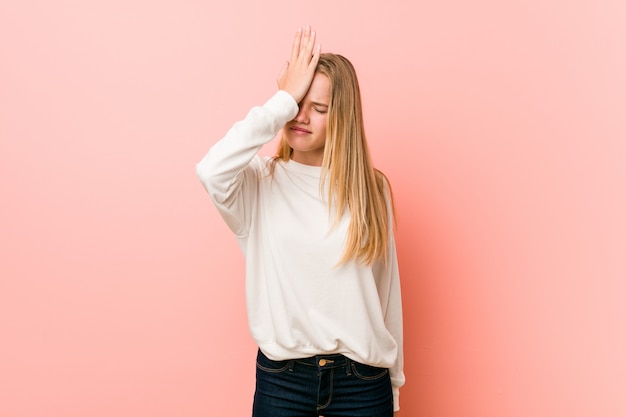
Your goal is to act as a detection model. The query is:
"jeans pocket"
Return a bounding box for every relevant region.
[256,350,291,373]
[350,361,389,381]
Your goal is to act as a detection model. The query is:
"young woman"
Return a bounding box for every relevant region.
[196,26,404,417]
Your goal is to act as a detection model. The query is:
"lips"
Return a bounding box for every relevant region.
[291,126,311,134]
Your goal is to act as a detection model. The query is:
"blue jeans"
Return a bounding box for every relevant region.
[252,349,393,417]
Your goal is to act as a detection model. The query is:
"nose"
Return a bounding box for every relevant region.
[294,105,309,123]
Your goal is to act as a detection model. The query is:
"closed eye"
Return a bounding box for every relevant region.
[310,101,329,114]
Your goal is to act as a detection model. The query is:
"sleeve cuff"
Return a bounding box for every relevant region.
[393,388,400,412]
[264,90,299,123]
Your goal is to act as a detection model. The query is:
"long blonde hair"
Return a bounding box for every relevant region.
[272,53,394,265]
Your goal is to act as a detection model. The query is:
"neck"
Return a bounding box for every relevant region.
[290,151,323,167]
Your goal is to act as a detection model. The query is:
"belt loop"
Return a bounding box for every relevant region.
[288,360,295,372]
[345,357,352,376]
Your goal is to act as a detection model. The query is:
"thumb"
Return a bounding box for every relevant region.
[277,61,289,88]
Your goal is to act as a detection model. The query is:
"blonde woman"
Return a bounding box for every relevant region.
[196,26,404,417]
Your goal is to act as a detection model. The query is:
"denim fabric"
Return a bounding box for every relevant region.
[252,349,393,417]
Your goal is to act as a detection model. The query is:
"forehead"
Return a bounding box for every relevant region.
[303,73,330,104]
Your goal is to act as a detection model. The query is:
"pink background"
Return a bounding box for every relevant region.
[1,1,625,416]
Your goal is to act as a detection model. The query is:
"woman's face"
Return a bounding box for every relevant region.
[283,72,330,166]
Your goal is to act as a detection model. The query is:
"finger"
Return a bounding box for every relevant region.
[308,44,321,73]
[296,27,315,63]
[297,26,313,57]
[307,30,317,55]
[311,43,321,65]
[290,27,302,63]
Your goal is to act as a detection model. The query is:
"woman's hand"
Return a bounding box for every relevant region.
[277,26,321,103]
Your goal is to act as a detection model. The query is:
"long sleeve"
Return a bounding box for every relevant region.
[370,176,405,411]
[195,90,298,237]
[385,236,405,411]
[372,220,405,412]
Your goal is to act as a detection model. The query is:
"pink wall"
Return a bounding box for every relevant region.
[1,1,625,416]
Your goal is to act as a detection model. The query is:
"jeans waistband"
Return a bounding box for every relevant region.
[294,353,351,370]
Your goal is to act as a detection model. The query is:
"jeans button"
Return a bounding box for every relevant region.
[319,359,327,366]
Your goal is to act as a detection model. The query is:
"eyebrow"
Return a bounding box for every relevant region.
[310,101,329,108]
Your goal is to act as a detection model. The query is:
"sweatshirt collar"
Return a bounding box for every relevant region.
[284,159,322,177]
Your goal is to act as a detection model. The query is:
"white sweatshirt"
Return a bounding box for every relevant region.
[196,90,405,410]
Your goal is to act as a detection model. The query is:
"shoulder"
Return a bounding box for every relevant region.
[240,155,275,180]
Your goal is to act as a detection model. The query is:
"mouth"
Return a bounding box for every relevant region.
[290,126,311,134]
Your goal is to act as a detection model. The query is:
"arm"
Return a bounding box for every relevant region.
[385,233,405,413]
[374,178,405,412]
[372,228,405,413]
[195,91,298,236]
[196,26,321,235]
